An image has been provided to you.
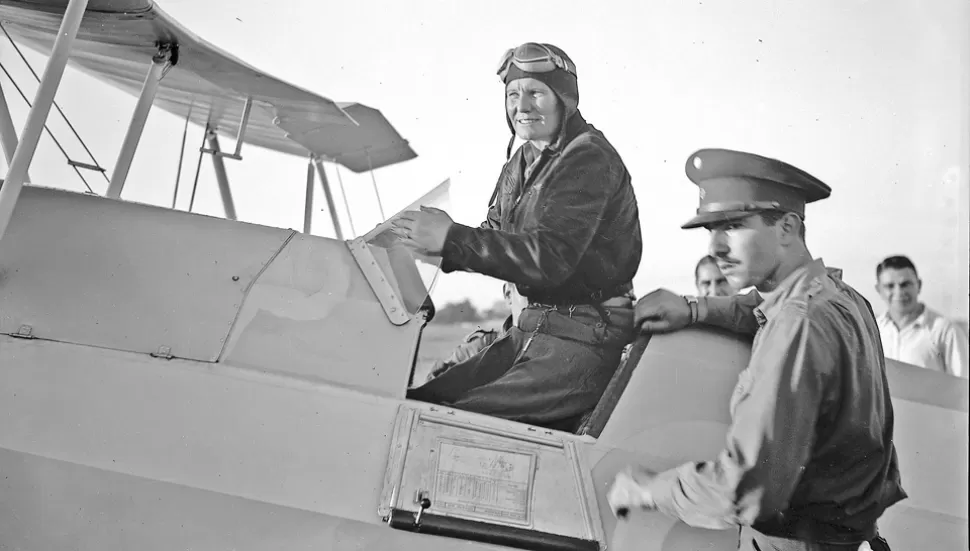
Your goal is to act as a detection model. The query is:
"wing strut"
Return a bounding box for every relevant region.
[0,78,28,183]
[107,42,176,198]
[1,22,108,184]
[334,165,357,237]
[204,129,237,220]
[0,58,96,192]
[303,158,314,234]
[0,0,87,240]
[313,157,343,239]
[200,97,252,161]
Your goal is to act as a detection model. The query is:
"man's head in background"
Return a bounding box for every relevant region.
[876,255,923,320]
[694,255,735,297]
[503,282,529,326]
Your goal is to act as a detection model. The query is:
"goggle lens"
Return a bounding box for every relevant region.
[496,43,575,80]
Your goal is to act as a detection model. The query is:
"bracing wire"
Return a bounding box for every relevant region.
[1,22,109,186]
[366,152,385,220]
[0,60,94,193]
[171,102,194,208]
[187,125,207,212]
[334,163,357,237]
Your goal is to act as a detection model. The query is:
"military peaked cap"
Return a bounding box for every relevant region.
[681,148,832,229]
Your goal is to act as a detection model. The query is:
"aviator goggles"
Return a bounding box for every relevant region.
[496,42,577,81]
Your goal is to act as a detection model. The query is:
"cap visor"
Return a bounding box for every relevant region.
[681,210,753,230]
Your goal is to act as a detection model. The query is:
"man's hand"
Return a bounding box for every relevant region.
[635,288,692,333]
[607,467,657,520]
[391,206,454,255]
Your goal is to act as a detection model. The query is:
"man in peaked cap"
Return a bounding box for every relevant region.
[607,149,905,550]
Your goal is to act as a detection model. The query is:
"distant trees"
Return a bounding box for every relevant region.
[432,298,508,325]
[433,299,483,324]
[481,299,509,321]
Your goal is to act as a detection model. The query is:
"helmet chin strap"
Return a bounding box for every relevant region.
[506,134,515,161]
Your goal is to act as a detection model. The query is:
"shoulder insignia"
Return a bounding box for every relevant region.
[806,277,824,300]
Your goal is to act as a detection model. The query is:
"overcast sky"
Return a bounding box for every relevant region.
[2,0,967,319]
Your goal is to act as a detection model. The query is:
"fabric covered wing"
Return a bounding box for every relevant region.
[0,0,417,172]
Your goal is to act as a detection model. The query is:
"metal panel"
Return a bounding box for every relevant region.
[0,449,511,551]
[596,326,750,447]
[220,233,420,398]
[0,335,399,523]
[380,405,606,548]
[0,186,292,361]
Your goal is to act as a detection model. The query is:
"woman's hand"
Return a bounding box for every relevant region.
[391,206,454,255]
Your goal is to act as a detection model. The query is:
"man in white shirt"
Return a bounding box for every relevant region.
[875,255,968,378]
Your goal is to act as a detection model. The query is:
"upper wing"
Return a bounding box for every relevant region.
[0,0,417,172]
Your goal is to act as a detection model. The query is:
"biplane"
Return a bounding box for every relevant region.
[0,2,966,551]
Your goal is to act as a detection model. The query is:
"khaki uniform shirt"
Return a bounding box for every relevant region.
[647,259,906,544]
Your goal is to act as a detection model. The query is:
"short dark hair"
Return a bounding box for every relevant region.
[877,255,918,278]
[759,209,806,240]
[695,255,718,282]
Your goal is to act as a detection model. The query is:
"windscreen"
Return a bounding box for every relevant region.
[361,179,452,318]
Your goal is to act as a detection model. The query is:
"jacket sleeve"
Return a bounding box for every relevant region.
[644,303,837,528]
[440,143,620,287]
[699,290,763,336]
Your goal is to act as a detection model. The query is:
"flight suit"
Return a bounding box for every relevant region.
[407,112,642,431]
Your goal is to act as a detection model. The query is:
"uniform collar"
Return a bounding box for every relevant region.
[754,258,830,326]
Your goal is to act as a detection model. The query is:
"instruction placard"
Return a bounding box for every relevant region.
[433,440,536,525]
